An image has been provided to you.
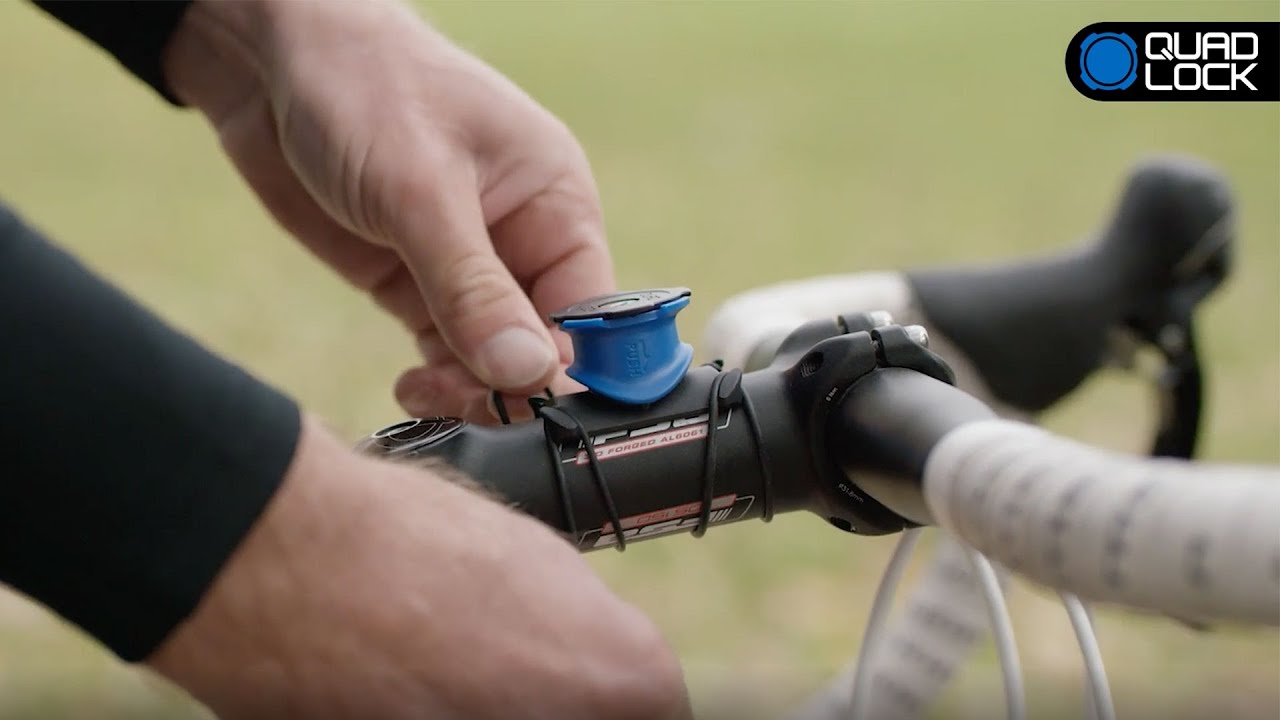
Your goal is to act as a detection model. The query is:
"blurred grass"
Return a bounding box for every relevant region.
[1,1,1277,718]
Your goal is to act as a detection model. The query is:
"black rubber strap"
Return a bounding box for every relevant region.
[538,405,627,551]
[740,390,775,522]
[692,373,728,537]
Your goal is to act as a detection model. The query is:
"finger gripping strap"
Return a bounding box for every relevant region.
[923,419,1280,625]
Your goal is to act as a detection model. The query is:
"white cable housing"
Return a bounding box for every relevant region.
[849,529,923,720]
[1059,592,1115,720]
[702,273,912,372]
[964,547,1026,720]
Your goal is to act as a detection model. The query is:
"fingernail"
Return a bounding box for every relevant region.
[476,327,557,389]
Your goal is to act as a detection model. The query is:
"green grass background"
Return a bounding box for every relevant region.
[1,1,1277,718]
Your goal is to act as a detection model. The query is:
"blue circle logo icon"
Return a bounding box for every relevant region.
[1079,32,1138,91]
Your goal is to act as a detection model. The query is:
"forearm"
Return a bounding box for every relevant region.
[146,412,359,717]
[145,412,694,720]
[144,415,526,718]
[0,203,300,661]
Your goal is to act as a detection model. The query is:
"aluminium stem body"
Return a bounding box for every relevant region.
[400,365,816,551]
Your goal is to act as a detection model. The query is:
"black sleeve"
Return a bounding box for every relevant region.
[0,202,300,661]
[32,0,195,104]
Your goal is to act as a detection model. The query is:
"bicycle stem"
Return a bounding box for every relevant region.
[360,316,983,549]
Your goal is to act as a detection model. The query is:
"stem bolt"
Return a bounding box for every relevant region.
[904,324,931,348]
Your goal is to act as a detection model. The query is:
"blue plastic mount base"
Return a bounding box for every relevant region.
[555,292,694,405]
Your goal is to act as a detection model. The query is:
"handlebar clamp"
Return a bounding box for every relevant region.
[774,317,957,535]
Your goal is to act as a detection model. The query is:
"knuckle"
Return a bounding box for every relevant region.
[436,252,512,321]
[544,114,577,146]
[367,131,457,242]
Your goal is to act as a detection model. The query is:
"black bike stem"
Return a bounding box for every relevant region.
[358,318,976,551]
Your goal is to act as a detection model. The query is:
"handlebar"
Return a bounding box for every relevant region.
[704,155,1234,458]
[692,158,1255,720]
[925,420,1280,625]
[360,314,1279,625]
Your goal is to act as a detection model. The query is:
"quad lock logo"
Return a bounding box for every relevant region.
[1067,22,1278,101]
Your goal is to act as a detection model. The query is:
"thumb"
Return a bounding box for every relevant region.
[389,171,558,392]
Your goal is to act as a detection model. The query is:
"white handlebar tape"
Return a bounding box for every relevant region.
[702,272,913,371]
[701,273,1030,422]
[924,419,1280,626]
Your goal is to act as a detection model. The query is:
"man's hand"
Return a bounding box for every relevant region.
[148,415,692,720]
[164,0,612,422]
[155,6,690,717]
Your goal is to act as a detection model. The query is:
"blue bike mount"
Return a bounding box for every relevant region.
[550,288,695,405]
